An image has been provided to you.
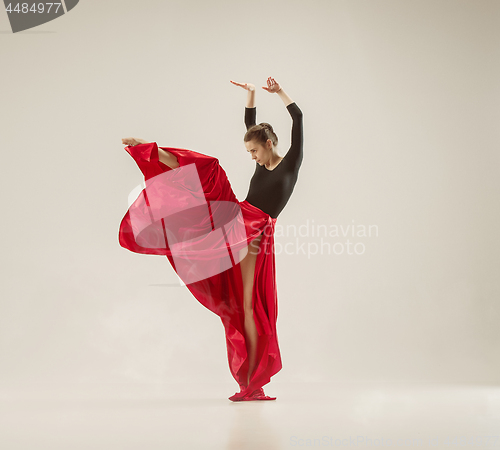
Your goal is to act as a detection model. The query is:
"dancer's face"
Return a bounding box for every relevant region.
[245,139,272,166]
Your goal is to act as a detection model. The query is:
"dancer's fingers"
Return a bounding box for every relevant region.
[230,80,246,88]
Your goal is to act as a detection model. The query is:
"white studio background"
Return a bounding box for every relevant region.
[0,0,499,389]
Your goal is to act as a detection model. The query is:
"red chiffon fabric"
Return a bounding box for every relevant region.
[118,142,282,396]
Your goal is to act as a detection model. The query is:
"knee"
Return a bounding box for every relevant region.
[244,305,254,317]
[243,285,254,302]
[243,296,254,315]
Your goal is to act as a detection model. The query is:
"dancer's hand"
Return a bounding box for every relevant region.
[122,137,149,146]
[262,77,282,94]
[230,80,255,91]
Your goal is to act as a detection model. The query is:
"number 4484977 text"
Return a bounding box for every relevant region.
[6,3,63,14]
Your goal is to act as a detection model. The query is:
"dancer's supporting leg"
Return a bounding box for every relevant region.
[239,232,263,386]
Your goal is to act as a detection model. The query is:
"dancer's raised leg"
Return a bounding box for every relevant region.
[121,138,179,169]
[158,148,179,169]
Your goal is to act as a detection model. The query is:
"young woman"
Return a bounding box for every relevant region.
[119,77,303,401]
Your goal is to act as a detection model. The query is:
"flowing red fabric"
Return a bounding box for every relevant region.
[118,142,282,396]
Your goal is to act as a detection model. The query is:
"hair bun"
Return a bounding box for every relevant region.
[244,122,279,147]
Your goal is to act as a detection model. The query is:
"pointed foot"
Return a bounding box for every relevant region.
[228,387,276,402]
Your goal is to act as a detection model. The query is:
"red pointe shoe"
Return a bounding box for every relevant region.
[228,391,246,402]
[228,384,248,402]
[229,387,276,402]
[247,387,276,401]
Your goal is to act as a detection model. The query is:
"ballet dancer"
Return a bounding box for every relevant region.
[119,77,303,401]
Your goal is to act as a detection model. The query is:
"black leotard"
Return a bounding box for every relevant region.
[243,102,303,219]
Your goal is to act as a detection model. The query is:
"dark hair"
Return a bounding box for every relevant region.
[244,122,278,147]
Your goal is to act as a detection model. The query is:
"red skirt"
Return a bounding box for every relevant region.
[118,142,282,396]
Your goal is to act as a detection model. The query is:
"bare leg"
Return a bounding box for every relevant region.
[121,137,179,169]
[239,233,263,386]
[157,148,179,169]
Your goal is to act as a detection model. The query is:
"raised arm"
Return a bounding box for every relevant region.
[283,102,303,170]
[262,77,303,170]
[245,105,256,130]
[230,80,256,130]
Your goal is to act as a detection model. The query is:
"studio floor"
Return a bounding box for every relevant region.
[0,381,499,449]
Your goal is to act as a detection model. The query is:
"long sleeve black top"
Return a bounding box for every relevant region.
[243,102,303,218]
